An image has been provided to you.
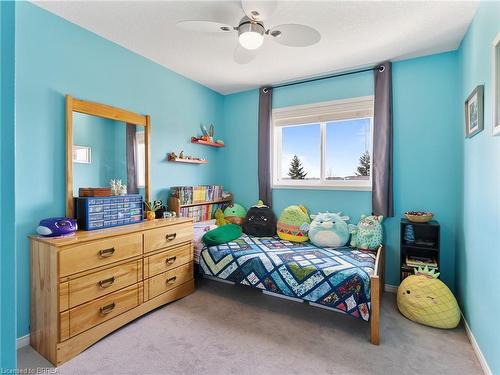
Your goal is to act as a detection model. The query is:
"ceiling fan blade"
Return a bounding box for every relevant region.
[177,20,234,33]
[241,0,277,21]
[234,45,258,64]
[268,24,321,47]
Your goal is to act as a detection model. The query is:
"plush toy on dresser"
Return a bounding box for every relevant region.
[350,215,384,250]
[308,212,355,248]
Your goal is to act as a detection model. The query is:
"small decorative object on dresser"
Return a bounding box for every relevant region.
[464,85,484,138]
[29,218,195,366]
[36,217,77,237]
[144,200,162,221]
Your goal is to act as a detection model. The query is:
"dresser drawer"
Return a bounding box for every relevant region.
[66,260,142,309]
[144,244,193,278]
[146,263,193,300]
[67,283,142,338]
[59,233,143,277]
[143,222,193,254]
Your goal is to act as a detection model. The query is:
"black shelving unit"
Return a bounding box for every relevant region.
[400,219,440,282]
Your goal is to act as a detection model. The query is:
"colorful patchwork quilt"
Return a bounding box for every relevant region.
[199,234,376,321]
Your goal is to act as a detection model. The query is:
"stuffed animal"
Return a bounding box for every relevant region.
[223,203,247,226]
[397,266,460,329]
[276,205,311,242]
[215,208,229,226]
[242,200,276,237]
[308,212,356,248]
[350,214,384,250]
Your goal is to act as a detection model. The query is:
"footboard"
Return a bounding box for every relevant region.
[370,245,384,345]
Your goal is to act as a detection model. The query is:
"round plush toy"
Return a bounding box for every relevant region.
[350,214,384,250]
[276,205,310,242]
[397,267,460,329]
[308,212,355,248]
[242,200,277,237]
[223,204,246,226]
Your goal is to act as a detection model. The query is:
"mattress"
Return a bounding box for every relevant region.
[199,234,376,321]
[193,220,217,264]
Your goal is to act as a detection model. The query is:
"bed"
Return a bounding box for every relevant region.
[198,234,384,344]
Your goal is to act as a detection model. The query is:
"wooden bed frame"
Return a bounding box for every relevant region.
[369,244,384,345]
[201,244,385,345]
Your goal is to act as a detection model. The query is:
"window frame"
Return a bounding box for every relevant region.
[135,131,146,188]
[271,96,374,191]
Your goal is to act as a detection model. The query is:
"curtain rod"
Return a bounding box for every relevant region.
[265,65,385,92]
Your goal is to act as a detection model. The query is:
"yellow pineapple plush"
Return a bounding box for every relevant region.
[397,266,460,329]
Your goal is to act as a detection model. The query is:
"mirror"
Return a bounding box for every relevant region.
[66,96,150,217]
[72,113,145,197]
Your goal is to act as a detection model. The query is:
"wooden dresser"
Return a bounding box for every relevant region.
[29,218,194,366]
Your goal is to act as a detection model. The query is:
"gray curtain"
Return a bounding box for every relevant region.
[372,62,394,217]
[126,125,139,194]
[258,87,273,207]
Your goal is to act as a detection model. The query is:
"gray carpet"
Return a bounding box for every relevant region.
[18,278,482,375]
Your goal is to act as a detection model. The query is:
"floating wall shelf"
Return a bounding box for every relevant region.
[191,137,224,148]
[167,156,207,164]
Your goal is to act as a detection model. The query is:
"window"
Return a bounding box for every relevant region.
[272,96,374,190]
[72,145,92,164]
[135,131,145,188]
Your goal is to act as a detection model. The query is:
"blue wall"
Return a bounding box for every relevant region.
[457,2,500,373]
[15,2,224,338]
[0,1,17,369]
[222,53,461,289]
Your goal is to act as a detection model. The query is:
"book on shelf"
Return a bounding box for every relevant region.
[178,203,225,223]
[170,185,224,205]
[405,255,438,268]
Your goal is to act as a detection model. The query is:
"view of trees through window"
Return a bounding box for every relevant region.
[280,118,371,181]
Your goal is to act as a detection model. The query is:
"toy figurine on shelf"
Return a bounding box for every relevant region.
[179,150,185,159]
[110,179,127,196]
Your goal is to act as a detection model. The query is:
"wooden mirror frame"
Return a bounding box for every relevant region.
[66,95,151,217]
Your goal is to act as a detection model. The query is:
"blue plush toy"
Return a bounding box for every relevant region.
[350,214,384,250]
[308,212,356,248]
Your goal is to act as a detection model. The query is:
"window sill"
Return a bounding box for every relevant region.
[272,184,372,192]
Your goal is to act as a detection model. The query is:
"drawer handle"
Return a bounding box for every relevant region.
[165,233,177,242]
[99,247,115,258]
[98,276,115,289]
[165,256,177,265]
[99,302,116,315]
[166,276,177,285]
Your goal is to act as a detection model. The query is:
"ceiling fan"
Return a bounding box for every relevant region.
[177,0,321,64]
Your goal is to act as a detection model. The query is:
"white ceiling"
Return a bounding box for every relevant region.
[34,1,478,95]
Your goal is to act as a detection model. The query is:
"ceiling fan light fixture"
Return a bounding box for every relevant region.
[238,21,265,50]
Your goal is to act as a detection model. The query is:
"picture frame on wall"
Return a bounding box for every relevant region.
[493,32,500,136]
[464,85,484,138]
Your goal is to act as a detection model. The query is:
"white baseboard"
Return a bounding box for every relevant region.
[462,313,492,375]
[17,334,30,349]
[384,284,398,293]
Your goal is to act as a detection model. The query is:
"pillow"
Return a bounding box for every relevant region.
[276,205,310,242]
[242,200,276,237]
[308,212,356,248]
[202,224,242,246]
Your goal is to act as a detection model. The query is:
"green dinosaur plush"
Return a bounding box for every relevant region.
[223,203,246,226]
